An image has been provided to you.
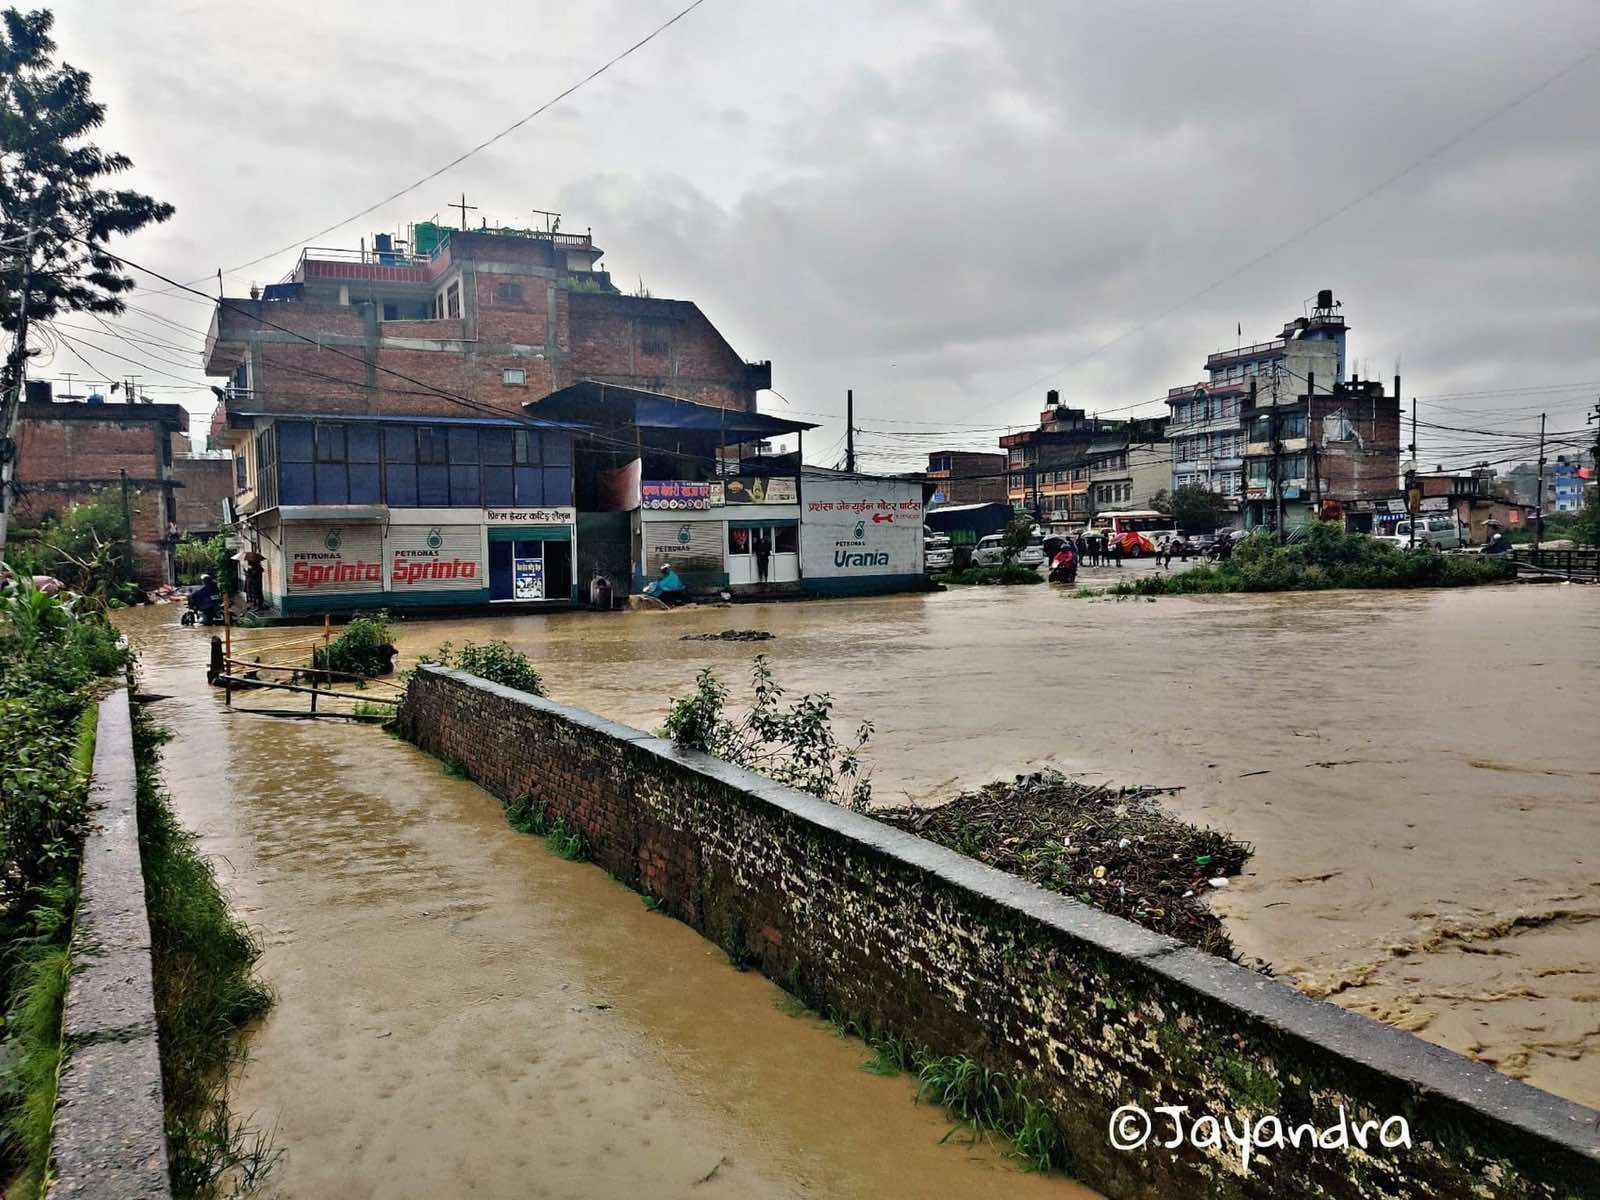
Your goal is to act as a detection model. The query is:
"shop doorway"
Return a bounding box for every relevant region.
[489,539,572,601]
[727,523,799,587]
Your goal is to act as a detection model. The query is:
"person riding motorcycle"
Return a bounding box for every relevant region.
[1048,543,1078,584]
[182,574,223,625]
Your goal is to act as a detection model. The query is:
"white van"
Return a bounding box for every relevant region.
[1393,516,1464,550]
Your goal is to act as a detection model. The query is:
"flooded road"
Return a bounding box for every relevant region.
[121,609,1097,1200]
[369,583,1600,1110]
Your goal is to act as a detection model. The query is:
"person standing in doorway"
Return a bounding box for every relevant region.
[754,528,771,584]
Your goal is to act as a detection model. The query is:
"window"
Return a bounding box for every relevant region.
[773,525,799,555]
[495,282,524,303]
[235,455,248,489]
[502,367,526,387]
[445,281,462,319]
[316,423,346,462]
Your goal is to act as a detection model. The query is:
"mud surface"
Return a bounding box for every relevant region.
[120,609,1096,1200]
[369,583,1600,1109]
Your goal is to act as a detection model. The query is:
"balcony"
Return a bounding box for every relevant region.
[1206,339,1285,368]
[295,245,437,286]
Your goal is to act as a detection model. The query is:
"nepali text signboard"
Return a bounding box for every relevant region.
[484,506,575,525]
[285,524,384,594]
[386,524,484,593]
[801,478,923,584]
[641,480,712,511]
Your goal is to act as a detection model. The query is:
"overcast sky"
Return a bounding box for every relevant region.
[42,0,1600,470]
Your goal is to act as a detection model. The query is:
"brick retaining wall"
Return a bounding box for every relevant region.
[53,689,172,1199]
[397,666,1600,1199]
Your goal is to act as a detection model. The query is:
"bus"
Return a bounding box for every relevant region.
[1085,510,1177,554]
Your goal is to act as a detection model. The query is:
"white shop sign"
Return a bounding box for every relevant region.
[385,524,484,592]
[801,478,924,578]
[285,523,384,594]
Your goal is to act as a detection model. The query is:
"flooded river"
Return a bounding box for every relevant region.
[122,609,1095,1200]
[355,583,1598,1111]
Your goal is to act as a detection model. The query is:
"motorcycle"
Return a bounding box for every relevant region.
[179,590,223,626]
[1047,550,1079,585]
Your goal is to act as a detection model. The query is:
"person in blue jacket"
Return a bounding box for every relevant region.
[644,563,687,605]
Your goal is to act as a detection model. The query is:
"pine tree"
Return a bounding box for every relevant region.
[0,6,173,555]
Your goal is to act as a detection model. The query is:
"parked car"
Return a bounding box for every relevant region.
[1390,517,1465,550]
[972,533,1046,568]
[925,535,954,572]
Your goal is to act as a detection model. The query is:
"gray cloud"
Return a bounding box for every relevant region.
[46,0,1600,465]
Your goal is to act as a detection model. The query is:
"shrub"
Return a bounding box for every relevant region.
[662,656,873,810]
[173,530,239,593]
[418,639,544,695]
[1091,523,1514,596]
[936,564,1043,586]
[313,612,398,677]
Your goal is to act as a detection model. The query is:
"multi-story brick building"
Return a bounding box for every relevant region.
[13,392,187,587]
[204,222,772,614]
[924,450,1006,506]
[999,392,1168,531]
[1241,375,1402,530]
[1167,289,1349,516]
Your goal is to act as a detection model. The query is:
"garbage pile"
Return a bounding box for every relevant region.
[877,769,1255,962]
[679,630,775,642]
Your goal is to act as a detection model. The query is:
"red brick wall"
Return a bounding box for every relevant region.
[395,667,1597,1200]
[172,457,235,534]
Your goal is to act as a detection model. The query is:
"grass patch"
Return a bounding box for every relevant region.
[500,795,585,861]
[910,1053,1070,1172]
[543,820,585,862]
[933,564,1043,586]
[349,700,392,722]
[3,941,71,1199]
[1075,523,1515,597]
[416,640,544,695]
[133,709,279,1197]
[441,758,470,780]
[641,895,665,913]
[772,991,812,1019]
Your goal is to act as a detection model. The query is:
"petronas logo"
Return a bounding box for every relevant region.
[426,527,443,549]
[324,529,342,552]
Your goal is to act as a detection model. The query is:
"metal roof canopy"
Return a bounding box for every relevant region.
[524,380,816,440]
[231,410,585,430]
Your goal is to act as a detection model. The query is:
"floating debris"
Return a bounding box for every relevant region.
[680,630,775,642]
[877,769,1255,961]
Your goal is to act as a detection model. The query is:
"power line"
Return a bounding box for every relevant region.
[182,0,712,288]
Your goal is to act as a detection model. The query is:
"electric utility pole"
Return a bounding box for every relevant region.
[1408,395,1418,550]
[845,389,855,473]
[1533,412,1547,552]
[0,226,37,562]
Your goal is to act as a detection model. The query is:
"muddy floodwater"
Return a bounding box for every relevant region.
[353,583,1599,1111]
[122,609,1096,1200]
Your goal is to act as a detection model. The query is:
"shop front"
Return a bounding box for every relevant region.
[485,506,576,602]
[726,520,800,586]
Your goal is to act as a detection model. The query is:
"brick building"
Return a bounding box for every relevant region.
[924,451,1006,506]
[204,222,772,614]
[13,397,188,587]
[999,391,1168,531]
[171,453,235,536]
[1241,376,1401,530]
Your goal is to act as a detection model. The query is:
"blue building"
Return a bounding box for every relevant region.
[232,412,579,614]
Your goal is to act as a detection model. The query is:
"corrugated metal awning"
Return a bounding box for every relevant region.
[279,505,388,522]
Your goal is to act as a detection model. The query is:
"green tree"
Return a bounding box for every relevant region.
[999,514,1033,563]
[1165,483,1231,533]
[0,7,174,558]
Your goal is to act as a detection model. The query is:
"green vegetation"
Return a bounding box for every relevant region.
[662,655,873,810]
[769,990,1071,1175]
[499,794,586,861]
[313,612,397,677]
[0,574,127,1195]
[418,639,544,695]
[1083,523,1515,596]
[173,530,239,593]
[1509,491,1600,546]
[1153,483,1231,533]
[3,491,138,608]
[998,515,1034,563]
[933,563,1043,586]
[442,758,470,780]
[134,710,278,1197]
